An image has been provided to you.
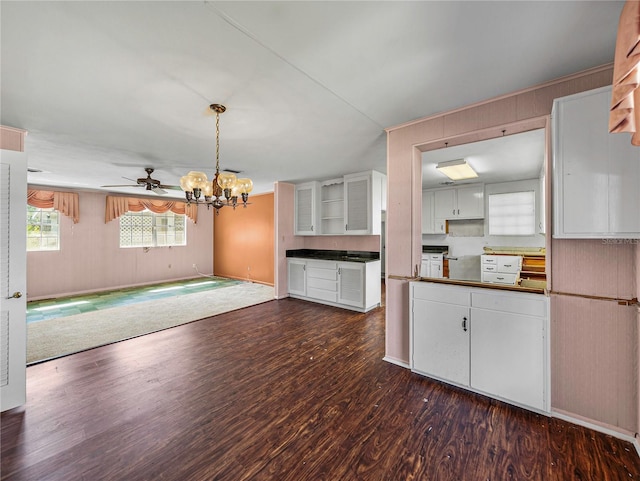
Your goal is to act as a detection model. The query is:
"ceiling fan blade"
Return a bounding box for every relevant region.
[152,187,167,195]
[101,184,144,188]
[122,176,137,182]
[159,184,184,191]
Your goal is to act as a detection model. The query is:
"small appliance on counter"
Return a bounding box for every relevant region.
[421,245,448,278]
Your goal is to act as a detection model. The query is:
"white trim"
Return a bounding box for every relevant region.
[552,410,638,446]
[383,356,410,369]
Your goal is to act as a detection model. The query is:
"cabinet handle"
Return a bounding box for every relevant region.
[452,209,455,215]
[462,317,468,332]
[311,225,313,231]
[338,268,341,275]
[303,265,305,271]
[503,264,512,268]
[345,224,348,230]
[457,209,460,215]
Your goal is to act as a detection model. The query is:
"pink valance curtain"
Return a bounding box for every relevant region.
[609,0,640,145]
[105,196,198,224]
[27,190,80,224]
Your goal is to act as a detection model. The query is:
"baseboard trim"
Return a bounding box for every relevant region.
[552,409,638,447]
[382,356,410,369]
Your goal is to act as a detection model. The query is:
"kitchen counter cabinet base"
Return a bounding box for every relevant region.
[410,281,549,413]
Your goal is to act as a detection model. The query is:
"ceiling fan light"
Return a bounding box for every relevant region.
[435,159,478,181]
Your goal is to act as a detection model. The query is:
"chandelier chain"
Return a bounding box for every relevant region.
[215,111,220,172]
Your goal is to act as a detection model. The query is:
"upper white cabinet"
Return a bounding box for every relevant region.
[421,191,436,234]
[320,179,345,236]
[294,181,319,235]
[295,170,386,236]
[430,184,484,221]
[553,86,640,238]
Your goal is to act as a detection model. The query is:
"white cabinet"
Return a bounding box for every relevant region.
[306,260,339,302]
[481,255,522,285]
[337,262,364,307]
[344,171,385,235]
[287,259,307,296]
[429,184,484,223]
[288,258,381,312]
[410,282,549,412]
[295,171,385,236]
[420,253,443,278]
[294,181,319,235]
[413,297,470,386]
[553,85,640,238]
[319,179,345,236]
[421,190,436,234]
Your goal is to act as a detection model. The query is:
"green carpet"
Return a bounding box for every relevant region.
[27,281,274,364]
[27,277,241,323]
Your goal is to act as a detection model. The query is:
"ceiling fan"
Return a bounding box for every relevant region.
[101,168,183,195]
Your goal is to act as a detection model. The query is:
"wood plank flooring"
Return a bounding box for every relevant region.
[2,292,639,480]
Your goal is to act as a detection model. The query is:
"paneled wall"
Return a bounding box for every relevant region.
[27,189,214,300]
[213,192,275,286]
[385,64,640,434]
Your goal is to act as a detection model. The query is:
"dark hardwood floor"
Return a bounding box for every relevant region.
[2,292,639,480]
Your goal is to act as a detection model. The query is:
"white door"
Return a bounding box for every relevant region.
[1,149,27,412]
[412,299,470,387]
[470,308,545,410]
[337,263,364,307]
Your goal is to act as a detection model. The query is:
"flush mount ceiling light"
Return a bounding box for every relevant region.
[435,158,478,181]
[180,104,252,214]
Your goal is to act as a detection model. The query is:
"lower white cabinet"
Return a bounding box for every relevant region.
[410,282,549,412]
[288,258,381,312]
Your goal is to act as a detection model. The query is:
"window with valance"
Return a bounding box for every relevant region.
[104,196,198,224]
[27,190,80,223]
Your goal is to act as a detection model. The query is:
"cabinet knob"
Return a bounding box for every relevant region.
[6,291,22,299]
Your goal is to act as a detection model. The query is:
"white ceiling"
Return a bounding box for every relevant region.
[422,128,545,189]
[1,1,623,199]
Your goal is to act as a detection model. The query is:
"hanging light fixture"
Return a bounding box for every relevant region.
[180,104,252,214]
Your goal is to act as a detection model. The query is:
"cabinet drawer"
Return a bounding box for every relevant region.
[307,277,337,291]
[412,283,470,306]
[306,266,338,280]
[482,264,497,273]
[497,256,522,272]
[481,272,518,285]
[471,291,547,317]
[306,260,338,270]
[307,287,338,303]
[482,255,498,265]
[428,254,443,261]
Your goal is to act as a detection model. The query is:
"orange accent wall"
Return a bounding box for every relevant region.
[214,192,274,285]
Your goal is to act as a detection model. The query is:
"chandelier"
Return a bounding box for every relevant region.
[180,104,252,214]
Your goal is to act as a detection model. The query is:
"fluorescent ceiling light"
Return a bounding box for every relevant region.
[436,159,478,181]
[149,286,185,293]
[32,301,89,311]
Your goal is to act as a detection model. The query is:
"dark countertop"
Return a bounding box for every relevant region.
[286,249,380,263]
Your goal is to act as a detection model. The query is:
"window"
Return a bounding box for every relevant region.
[27,206,60,251]
[119,210,186,248]
[488,191,535,236]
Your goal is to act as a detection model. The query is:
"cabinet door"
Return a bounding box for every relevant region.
[412,299,470,387]
[434,188,455,219]
[294,182,318,235]
[338,263,364,307]
[456,184,484,218]
[470,308,545,410]
[609,134,640,233]
[344,175,371,234]
[421,191,435,234]
[287,259,306,296]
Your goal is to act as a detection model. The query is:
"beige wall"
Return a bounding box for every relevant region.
[385,64,640,434]
[27,189,214,300]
